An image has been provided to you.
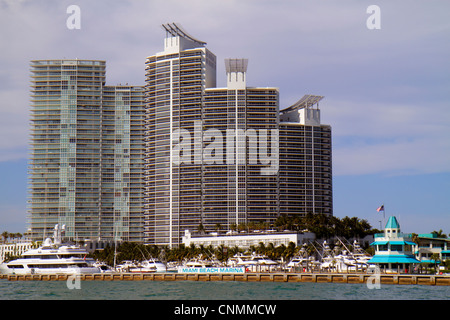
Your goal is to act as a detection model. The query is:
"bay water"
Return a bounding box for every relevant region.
[1,279,448,300]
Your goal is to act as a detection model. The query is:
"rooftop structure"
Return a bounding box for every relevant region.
[162,23,207,46]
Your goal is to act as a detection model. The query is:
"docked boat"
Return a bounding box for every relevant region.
[129,259,167,273]
[93,260,115,273]
[115,260,136,273]
[0,225,100,275]
[317,239,373,272]
[228,253,278,272]
[181,255,222,269]
[286,244,319,271]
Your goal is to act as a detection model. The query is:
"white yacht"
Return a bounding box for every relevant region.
[115,260,136,273]
[0,225,100,275]
[181,255,222,268]
[93,260,115,273]
[129,259,167,273]
[228,253,278,272]
[287,246,317,271]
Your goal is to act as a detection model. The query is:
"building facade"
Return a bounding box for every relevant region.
[182,229,316,249]
[144,24,217,247]
[29,60,145,242]
[144,24,332,247]
[414,233,450,263]
[279,95,333,216]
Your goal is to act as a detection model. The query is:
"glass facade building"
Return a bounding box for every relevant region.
[29,60,145,242]
[28,25,332,246]
[144,25,217,247]
[144,24,332,246]
[279,103,333,216]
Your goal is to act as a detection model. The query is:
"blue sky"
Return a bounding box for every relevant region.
[0,0,449,235]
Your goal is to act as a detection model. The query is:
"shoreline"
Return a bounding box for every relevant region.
[2,272,449,286]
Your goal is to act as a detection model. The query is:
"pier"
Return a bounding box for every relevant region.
[1,272,449,285]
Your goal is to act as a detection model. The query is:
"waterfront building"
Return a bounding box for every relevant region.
[0,242,34,263]
[368,216,420,273]
[182,229,315,249]
[414,233,450,263]
[29,60,145,242]
[144,24,332,247]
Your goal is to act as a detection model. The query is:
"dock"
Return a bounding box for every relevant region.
[1,272,449,285]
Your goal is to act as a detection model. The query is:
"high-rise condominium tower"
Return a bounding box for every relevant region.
[144,24,331,247]
[144,24,217,247]
[279,96,332,216]
[29,59,145,242]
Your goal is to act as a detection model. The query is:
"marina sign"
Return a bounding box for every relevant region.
[178,267,245,274]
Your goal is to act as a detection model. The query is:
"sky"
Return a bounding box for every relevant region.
[0,0,449,235]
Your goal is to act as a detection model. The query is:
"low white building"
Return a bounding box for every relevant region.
[182,230,315,249]
[0,242,34,263]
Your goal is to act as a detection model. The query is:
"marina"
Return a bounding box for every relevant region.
[2,222,449,288]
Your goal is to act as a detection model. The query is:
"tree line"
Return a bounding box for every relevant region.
[276,213,380,239]
[1,231,24,243]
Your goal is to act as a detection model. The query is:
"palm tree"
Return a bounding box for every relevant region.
[197,223,206,235]
[1,231,9,243]
[432,230,447,238]
[430,253,441,273]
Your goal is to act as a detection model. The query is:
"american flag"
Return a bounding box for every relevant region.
[376,205,384,212]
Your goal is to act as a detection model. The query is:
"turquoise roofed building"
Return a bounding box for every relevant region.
[368,216,420,273]
[415,233,450,264]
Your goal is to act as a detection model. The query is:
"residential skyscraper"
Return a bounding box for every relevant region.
[279,95,333,216]
[29,60,145,242]
[144,24,217,247]
[144,24,332,247]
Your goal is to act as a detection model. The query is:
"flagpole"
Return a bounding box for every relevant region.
[377,204,385,230]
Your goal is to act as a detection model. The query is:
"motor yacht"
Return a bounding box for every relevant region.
[0,225,100,275]
[129,259,167,273]
[229,253,278,272]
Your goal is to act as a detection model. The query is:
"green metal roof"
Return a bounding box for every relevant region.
[370,241,388,246]
[385,216,400,229]
[389,241,416,246]
[370,240,415,246]
[368,254,419,264]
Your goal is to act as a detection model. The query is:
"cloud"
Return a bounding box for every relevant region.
[326,99,450,176]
